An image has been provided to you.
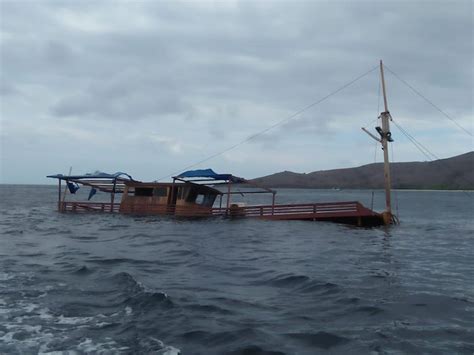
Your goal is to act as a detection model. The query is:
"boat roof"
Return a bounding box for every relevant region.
[47,172,136,193]
[174,169,275,195]
[175,169,246,183]
[46,169,275,195]
[47,172,135,181]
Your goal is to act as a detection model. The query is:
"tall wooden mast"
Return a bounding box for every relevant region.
[361,60,394,224]
[379,60,393,222]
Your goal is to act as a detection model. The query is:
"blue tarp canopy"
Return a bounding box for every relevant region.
[47,172,134,181]
[176,169,245,183]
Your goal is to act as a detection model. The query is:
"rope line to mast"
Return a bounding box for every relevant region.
[392,119,472,195]
[391,120,439,161]
[385,65,473,137]
[156,65,379,181]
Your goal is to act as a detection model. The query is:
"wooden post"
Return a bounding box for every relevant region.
[60,167,72,212]
[165,179,174,214]
[226,181,232,214]
[110,178,116,212]
[271,192,276,215]
[57,179,62,211]
[379,60,393,221]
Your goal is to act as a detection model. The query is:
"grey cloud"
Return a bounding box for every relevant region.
[0,82,20,96]
[0,0,472,183]
[52,88,190,119]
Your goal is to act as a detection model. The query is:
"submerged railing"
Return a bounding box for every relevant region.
[59,200,377,219]
[59,201,121,213]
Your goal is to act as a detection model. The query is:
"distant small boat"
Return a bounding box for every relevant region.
[47,61,398,227]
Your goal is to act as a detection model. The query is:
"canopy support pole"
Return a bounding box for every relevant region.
[272,192,276,215]
[57,179,62,211]
[168,178,176,214]
[60,167,72,212]
[226,181,232,214]
[110,178,116,212]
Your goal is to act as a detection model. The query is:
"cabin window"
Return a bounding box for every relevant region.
[177,186,187,200]
[135,188,153,196]
[153,187,168,197]
[202,194,217,207]
[186,189,198,203]
[194,193,217,207]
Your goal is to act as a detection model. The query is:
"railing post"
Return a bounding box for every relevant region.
[110,179,116,212]
[57,179,62,212]
[226,181,232,215]
[271,192,276,216]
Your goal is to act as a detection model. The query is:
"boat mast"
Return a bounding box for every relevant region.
[361,60,395,224]
[379,60,393,221]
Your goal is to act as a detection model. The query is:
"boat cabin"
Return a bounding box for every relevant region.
[120,181,220,216]
[46,169,267,217]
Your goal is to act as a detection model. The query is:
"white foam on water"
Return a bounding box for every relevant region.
[0,297,180,354]
[158,346,181,355]
[77,337,127,353]
[38,307,54,320]
[57,314,94,325]
[148,337,181,355]
[94,321,111,328]
[23,303,38,313]
[0,273,14,281]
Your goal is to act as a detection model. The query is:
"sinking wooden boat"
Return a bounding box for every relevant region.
[47,61,398,227]
[47,169,388,226]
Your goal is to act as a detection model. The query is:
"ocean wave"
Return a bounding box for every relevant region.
[227,345,286,355]
[264,274,310,287]
[284,331,350,349]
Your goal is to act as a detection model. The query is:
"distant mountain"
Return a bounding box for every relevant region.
[252,152,474,190]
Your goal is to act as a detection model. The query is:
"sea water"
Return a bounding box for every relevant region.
[0,185,473,354]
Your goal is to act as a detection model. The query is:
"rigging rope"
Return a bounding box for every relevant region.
[385,65,473,137]
[392,119,472,196]
[156,65,379,181]
[391,120,439,161]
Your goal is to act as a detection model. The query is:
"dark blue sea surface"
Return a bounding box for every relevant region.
[0,185,473,354]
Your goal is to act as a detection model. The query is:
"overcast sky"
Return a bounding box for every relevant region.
[1,0,472,184]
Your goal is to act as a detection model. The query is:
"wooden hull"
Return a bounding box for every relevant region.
[58,200,385,226]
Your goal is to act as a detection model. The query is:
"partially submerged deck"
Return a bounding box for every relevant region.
[59,200,384,226]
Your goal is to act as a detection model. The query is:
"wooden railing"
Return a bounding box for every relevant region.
[59,200,378,219]
[60,201,121,213]
[211,201,372,218]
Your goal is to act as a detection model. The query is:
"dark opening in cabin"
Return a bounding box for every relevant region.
[135,188,153,196]
[186,189,199,203]
[186,188,217,207]
[177,186,186,200]
[153,187,168,197]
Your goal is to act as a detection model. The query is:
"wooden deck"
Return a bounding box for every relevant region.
[59,200,384,226]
